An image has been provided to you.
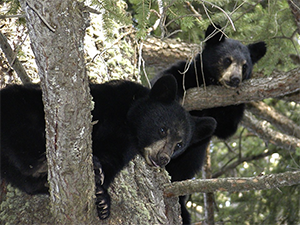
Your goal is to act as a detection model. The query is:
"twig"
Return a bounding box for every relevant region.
[0,14,25,19]
[25,1,56,32]
[201,0,236,31]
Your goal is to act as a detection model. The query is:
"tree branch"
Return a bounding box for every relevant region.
[247,101,300,139]
[183,67,300,111]
[0,31,31,84]
[241,110,300,151]
[280,90,300,103]
[164,170,300,197]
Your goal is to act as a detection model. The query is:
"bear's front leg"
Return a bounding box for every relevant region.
[93,156,111,220]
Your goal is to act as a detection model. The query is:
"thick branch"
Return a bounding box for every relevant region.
[143,37,199,73]
[105,155,182,224]
[183,67,300,111]
[164,170,300,197]
[280,91,300,103]
[0,32,31,84]
[242,110,300,151]
[247,101,300,139]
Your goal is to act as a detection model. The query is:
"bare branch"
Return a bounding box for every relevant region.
[25,1,56,32]
[183,67,300,111]
[280,91,300,103]
[164,170,300,197]
[0,32,31,84]
[0,14,25,19]
[241,110,300,151]
[201,0,235,31]
[247,101,300,139]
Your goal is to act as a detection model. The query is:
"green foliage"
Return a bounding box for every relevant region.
[90,0,132,39]
[128,0,152,38]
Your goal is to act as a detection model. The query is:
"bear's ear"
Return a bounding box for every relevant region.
[205,24,225,45]
[150,75,177,103]
[247,41,267,64]
[190,116,217,145]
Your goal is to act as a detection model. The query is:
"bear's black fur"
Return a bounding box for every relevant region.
[0,75,216,220]
[152,25,267,224]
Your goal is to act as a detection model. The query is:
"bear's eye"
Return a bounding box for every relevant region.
[159,127,167,137]
[223,57,232,67]
[174,142,183,151]
[242,64,248,74]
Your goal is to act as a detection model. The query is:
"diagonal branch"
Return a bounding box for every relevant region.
[183,67,300,111]
[0,32,31,84]
[247,101,300,139]
[164,170,300,197]
[241,110,300,151]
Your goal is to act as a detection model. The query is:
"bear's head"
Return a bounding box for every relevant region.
[128,75,216,167]
[202,25,267,88]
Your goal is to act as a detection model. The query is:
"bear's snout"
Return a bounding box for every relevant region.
[157,153,171,167]
[229,75,241,87]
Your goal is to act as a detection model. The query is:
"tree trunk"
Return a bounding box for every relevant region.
[18,1,96,223]
[1,2,182,224]
[104,155,182,225]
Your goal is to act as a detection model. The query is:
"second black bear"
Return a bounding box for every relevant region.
[0,75,216,220]
[152,25,267,224]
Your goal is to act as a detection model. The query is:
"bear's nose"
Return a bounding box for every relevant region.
[158,154,170,167]
[230,76,241,87]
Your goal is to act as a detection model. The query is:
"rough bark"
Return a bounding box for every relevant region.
[18,1,96,223]
[183,67,300,111]
[143,36,199,74]
[280,91,300,103]
[164,170,300,197]
[104,155,182,225]
[0,185,52,224]
[1,155,182,224]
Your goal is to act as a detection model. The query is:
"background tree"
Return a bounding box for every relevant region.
[1,0,300,224]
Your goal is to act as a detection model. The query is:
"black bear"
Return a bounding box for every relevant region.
[0,75,216,220]
[152,25,267,224]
